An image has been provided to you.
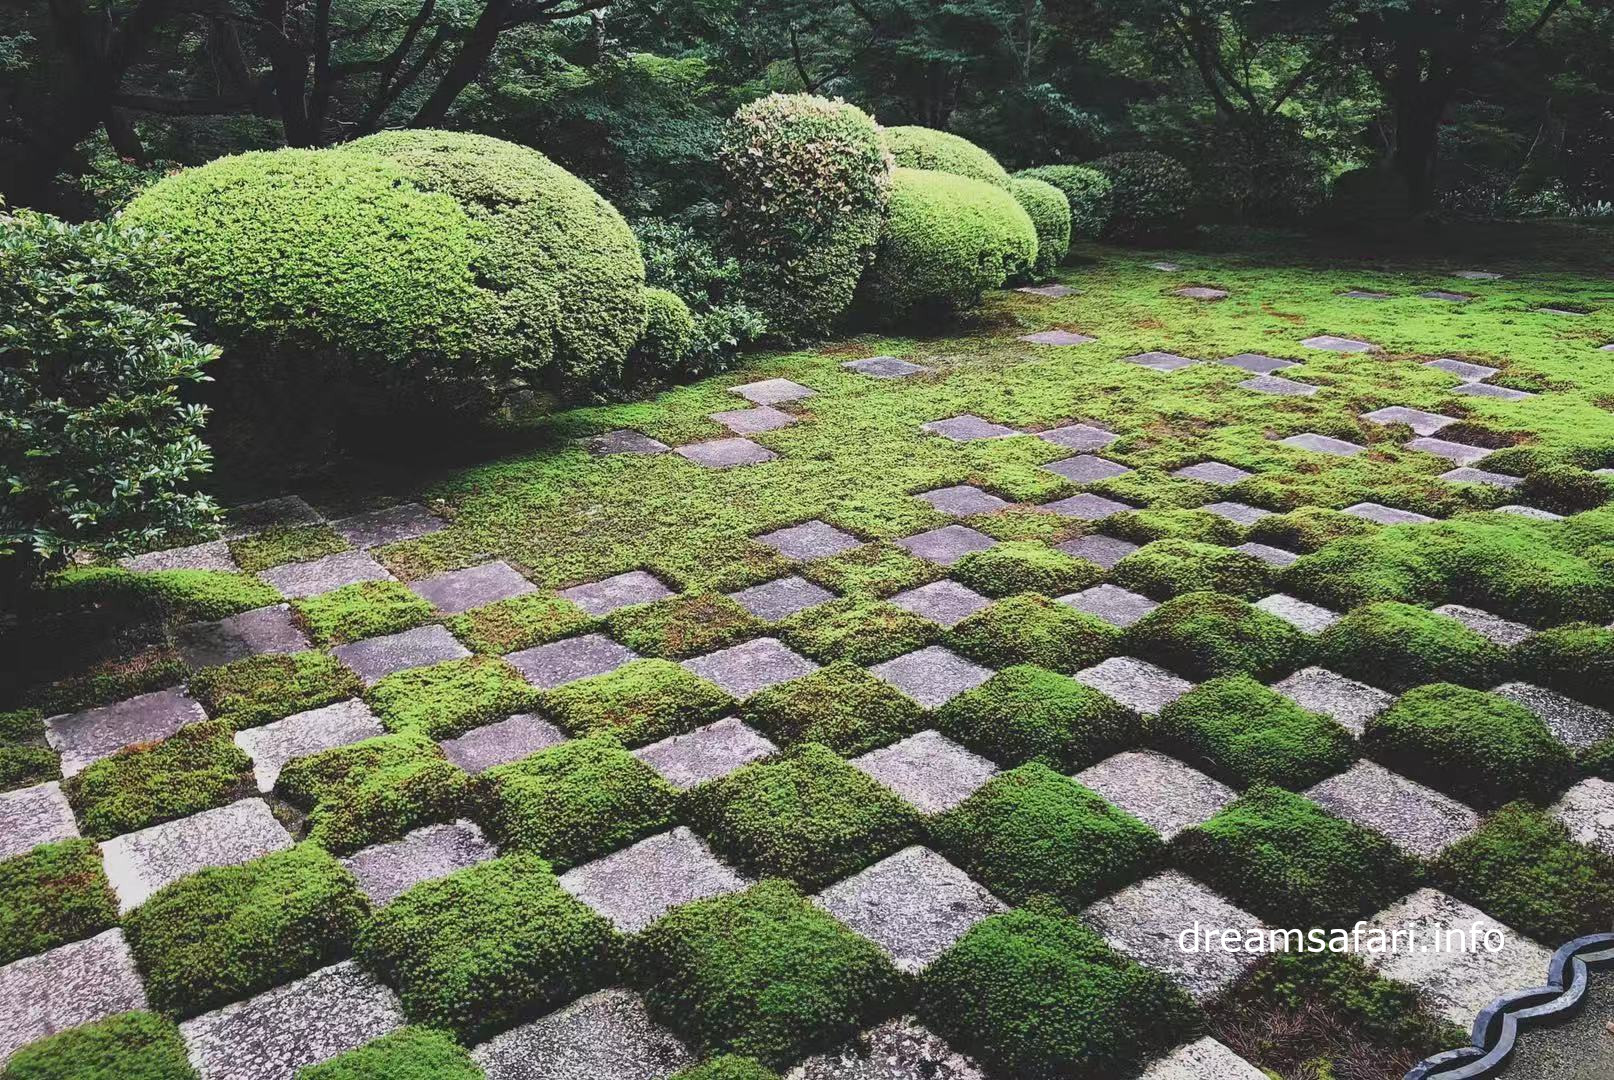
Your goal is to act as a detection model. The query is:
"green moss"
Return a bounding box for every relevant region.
[669,1057,780,1080]
[1515,623,1614,708]
[798,543,944,598]
[948,593,1119,672]
[1110,540,1275,600]
[605,594,762,660]
[275,733,470,854]
[28,644,188,716]
[188,650,361,730]
[296,1027,481,1080]
[0,839,117,967]
[738,662,922,755]
[1518,463,1611,515]
[0,1011,195,1080]
[293,581,434,647]
[884,126,1011,188]
[1125,592,1311,681]
[1161,676,1356,789]
[1103,508,1241,545]
[1315,601,1508,691]
[0,708,44,742]
[778,597,936,665]
[227,526,348,573]
[951,541,1098,598]
[64,721,253,840]
[1248,506,1379,552]
[124,843,367,1017]
[935,664,1134,769]
[637,880,904,1068]
[0,709,58,792]
[355,854,617,1042]
[543,659,732,746]
[476,738,677,870]
[932,764,1163,908]
[132,569,284,623]
[444,592,596,654]
[366,656,539,741]
[1010,177,1072,277]
[685,743,921,890]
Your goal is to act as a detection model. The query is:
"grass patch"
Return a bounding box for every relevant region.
[0,1011,195,1080]
[1125,592,1310,681]
[935,664,1134,769]
[1315,600,1509,691]
[778,597,936,665]
[543,659,732,746]
[0,838,118,967]
[797,543,944,598]
[275,733,469,854]
[948,593,1118,671]
[443,592,597,654]
[228,525,349,573]
[188,650,361,730]
[951,541,1099,598]
[1160,676,1356,789]
[1110,539,1275,600]
[1515,623,1614,709]
[738,661,922,755]
[292,581,434,647]
[63,721,253,840]
[365,656,539,740]
[605,594,763,659]
[296,1027,482,1080]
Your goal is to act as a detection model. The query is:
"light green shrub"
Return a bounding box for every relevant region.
[625,287,697,385]
[1010,176,1071,277]
[884,126,1011,188]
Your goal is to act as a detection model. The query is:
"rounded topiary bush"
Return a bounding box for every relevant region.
[718,94,891,340]
[883,126,1011,189]
[1009,177,1071,278]
[625,287,696,385]
[856,168,1037,320]
[1016,165,1114,239]
[1090,151,1193,242]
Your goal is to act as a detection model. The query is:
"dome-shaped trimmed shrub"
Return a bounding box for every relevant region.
[625,287,696,384]
[718,94,892,340]
[1009,176,1071,278]
[856,168,1038,321]
[1090,151,1193,242]
[1016,165,1114,239]
[884,126,1011,189]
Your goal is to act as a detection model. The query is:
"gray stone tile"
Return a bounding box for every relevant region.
[1219,353,1297,374]
[1341,290,1392,300]
[258,549,393,600]
[1173,462,1253,485]
[888,581,991,629]
[1421,290,1472,303]
[1045,455,1133,484]
[786,1016,986,1080]
[1494,504,1562,520]
[1148,261,1182,272]
[893,524,997,566]
[756,521,863,560]
[1492,682,1614,751]
[1058,584,1158,628]
[1454,271,1503,281]
[341,820,497,907]
[1254,593,1340,634]
[843,356,928,378]
[177,604,310,669]
[1234,542,1300,568]
[439,713,567,774]
[1272,667,1393,737]
[471,989,693,1080]
[1440,466,1523,488]
[579,430,671,456]
[710,406,796,434]
[121,539,238,573]
[632,718,778,790]
[1407,437,1492,466]
[1280,432,1363,456]
[408,561,536,615]
[1056,534,1140,569]
[729,378,815,405]
[234,699,384,792]
[1424,358,1499,382]
[1538,307,1590,316]
[558,570,674,615]
[1138,1037,1267,1080]
[101,798,294,912]
[1361,406,1458,436]
[1019,330,1096,346]
[46,688,208,777]
[1082,871,1266,1001]
[1122,351,1198,371]
[1201,501,1272,526]
[1176,287,1228,300]
[331,503,445,550]
[815,846,1005,972]
[0,929,148,1064]
[1017,283,1079,298]
[728,576,836,621]
[1239,374,1318,396]
[1074,751,1236,841]
[506,634,639,690]
[1343,502,1436,526]
[1301,335,1380,353]
[916,485,1012,516]
[1036,423,1119,452]
[1305,761,1481,859]
[180,961,405,1080]
[0,782,78,861]
[920,415,1018,441]
[681,638,818,699]
[223,496,323,540]
[1550,778,1614,857]
[333,625,471,686]
[1073,657,1195,715]
[868,651,994,711]
[850,730,999,813]
[675,437,778,468]
[1040,492,1133,519]
[559,827,749,934]
[1434,604,1533,647]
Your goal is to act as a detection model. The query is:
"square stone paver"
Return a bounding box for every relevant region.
[632,718,779,790]
[1082,871,1266,1000]
[0,929,148,1064]
[1301,335,1380,353]
[0,782,78,861]
[1123,351,1197,371]
[729,378,815,405]
[1434,604,1533,647]
[916,485,1012,516]
[1454,271,1503,281]
[557,570,674,615]
[789,1017,986,1080]
[1280,432,1364,456]
[176,604,310,669]
[1361,406,1458,436]
[1343,502,1436,526]
[728,576,835,621]
[234,699,384,792]
[1056,534,1140,569]
[1497,504,1563,520]
[1272,667,1393,737]
[1074,751,1236,841]
[222,496,323,540]
[681,638,818,699]
[921,414,1018,441]
[1173,462,1253,485]
[1539,307,1590,316]
[579,429,671,456]
[180,961,404,1080]
[710,406,796,434]
[1074,657,1195,715]
[815,846,1005,972]
[46,688,208,777]
[1220,353,1297,374]
[888,581,992,629]
[1149,261,1182,271]
[1550,778,1614,857]
[675,437,778,468]
[756,520,862,561]
[1138,1037,1267,1080]
[1019,330,1095,346]
[1036,423,1119,451]
[1239,375,1319,397]
[506,634,639,690]
[1058,585,1158,628]
[1492,682,1614,750]
[1443,466,1525,490]
[1202,501,1272,526]
[408,561,536,615]
[331,503,445,549]
[1045,455,1133,484]
[559,827,749,934]
[1424,358,1499,382]
[1254,594,1341,635]
[843,356,928,378]
[1421,290,1472,303]
[258,549,393,600]
[101,798,294,912]
[1407,437,1492,466]
[471,989,692,1080]
[333,625,471,686]
[1342,290,1392,300]
[1176,287,1228,300]
[1017,283,1079,298]
[1040,492,1133,519]
[439,713,567,773]
[893,524,997,566]
[1233,542,1300,567]
[850,730,998,813]
[121,539,238,573]
[868,647,994,710]
[1356,889,1551,1029]
[1305,761,1481,859]
[341,820,497,907]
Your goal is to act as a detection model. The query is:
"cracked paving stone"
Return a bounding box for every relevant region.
[1406,436,1492,466]
[1045,455,1133,484]
[1073,657,1195,715]
[222,496,324,540]
[1424,358,1499,382]
[1440,466,1522,488]
[331,503,445,549]
[258,549,393,600]
[868,651,994,711]
[506,634,639,690]
[920,414,1018,441]
[1305,761,1480,860]
[843,356,928,378]
[1300,335,1380,353]
[1017,283,1079,298]
[470,988,692,1080]
[1083,871,1266,1000]
[1074,751,1236,841]
[1434,604,1533,647]
[1344,502,1436,526]
[1550,778,1614,857]
[916,485,1012,516]
[341,820,497,907]
[1272,667,1393,737]
[1035,423,1119,451]
[1492,682,1614,751]
[1018,329,1095,346]
[46,688,208,777]
[560,827,749,934]
[101,798,294,913]
[755,520,863,560]
[851,731,998,814]
[1361,406,1458,436]
[1058,585,1158,628]
[1219,353,1297,374]
[234,699,384,792]
[1240,375,1319,396]
[1280,432,1363,456]
[728,575,836,621]
[1233,542,1300,567]
[632,718,778,790]
[1201,501,1272,526]
[176,604,309,669]
[333,625,470,686]
[1254,593,1340,635]
[675,437,778,468]
[408,561,536,615]
[558,570,674,615]
[0,929,148,1064]
[1122,351,1198,371]
[1040,492,1133,519]
[439,713,567,774]
[729,378,815,405]
[1055,534,1140,569]
[710,406,796,434]
[579,430,671,456]
[815,846,1005,972]
[893,524,997,566]
[120,539,238,574]
[1172,461,1252,484]
[0,782,78,861]
[681,638,818,699]
[888,581,991,629]
[1421,290,1472,302]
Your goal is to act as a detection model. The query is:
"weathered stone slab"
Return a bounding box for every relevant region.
[916,485,1011,516]
[728,575,836,621]
[341,820,497,907]
[101,798,294,912]
[1341,290,1392,300]
[558,570,674,615]
[1538,307,1589,316]
[1407,437,1492,466]
[506,634,639,690]
[331,503,445,549]
[0,782,78,861]
[1453,271,1502,281]
[1433,604,1532,647]
[1550,778,1614,857]
[1343,502,1436,526]
[729,378,815,405]
[0,929,148,1064]
[1058,584,1158,628]
[1040,492,1133,519]
[1176,287,1228,301]
[1082,871,1266,1000]
[920,415,1018,441]
[1017,283,1079,298]
[1233,542,1300,568]
[1148,261,1182,272]
[1045,455,1133,484]
[1074,751,1236,841]
[675,437,778,468]
[47,688,208,776]
[223,496,323,540]
[1421,290,1472,303]
[1424,358,1499,382]
[756,521,863,560]
[1137,1037,1267,1080]
[868,650,994,711]
[408,561,536,615]
[1301,335,1380,353]
[843,356,928,378]
[1492,682,1614,750]
[1173,462,1253,484]
[786,1016,986,1080]
[177,604,310,669]
[471,989,693,1080]
[439,713,567,773]
[558,827,749,934]
[1036,423,1118,451]
[851,731,998,813]
[121,540,238,573]
[1019,330,1095,346]
[333,625,471,686]
[1074,657,1195,715]
[579,430,670,456]
[1361,406,1458,436]
[1280,432,1363,456]
[1494,504,1562,520]
[1440,466,1522,488]
[889,581,991,629]
[1123,351,1197,371]
[1055,534,1140,569]
[258,550,393,600]
[893,524,997,566]
[1239,375,1318,396]
[235,699,384,792]
[1271,667,1392,736]
[710,406,796,434]
[681,638,818,699]
[1305,761,1481,859]
[632,718,778,790]
[815,846,1005,972]
[1254,593,1340,634]
[1219,353,1297,374]
[1201,501,1272,526]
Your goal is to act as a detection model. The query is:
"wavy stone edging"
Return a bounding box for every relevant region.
[1406,932,1614,1079]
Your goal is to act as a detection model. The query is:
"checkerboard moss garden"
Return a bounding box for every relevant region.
[10,105,1614,1080]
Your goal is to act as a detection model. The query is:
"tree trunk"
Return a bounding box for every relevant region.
[410,0,510,128]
